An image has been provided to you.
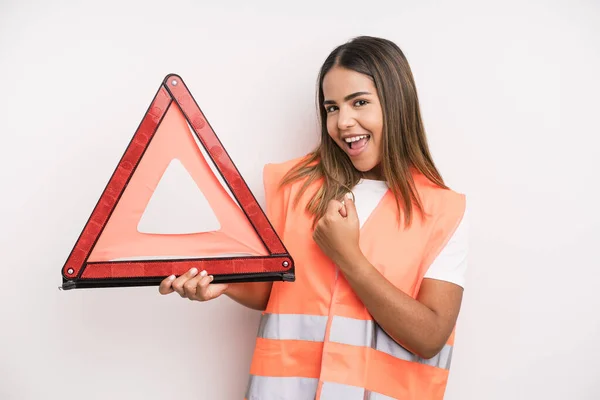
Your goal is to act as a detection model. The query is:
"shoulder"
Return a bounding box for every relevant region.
[263,155,308,184]
[410,171,468,266]
[261,154,318,231]
[423,201,470,287]
[263,153,316,191]
[412,170,466,221]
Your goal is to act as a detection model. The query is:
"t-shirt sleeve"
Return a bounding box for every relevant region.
[423,202,469,288]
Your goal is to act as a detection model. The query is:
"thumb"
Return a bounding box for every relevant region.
[207,282,230,299]
[344,192,357,220]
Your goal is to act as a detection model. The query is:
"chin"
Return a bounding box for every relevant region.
[353,163,373,172]
[351,159,381,176]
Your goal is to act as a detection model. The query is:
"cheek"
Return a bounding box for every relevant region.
[367,114,383,140]
[326,116,338,138]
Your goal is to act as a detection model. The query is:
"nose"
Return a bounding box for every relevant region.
[337,105,357,130]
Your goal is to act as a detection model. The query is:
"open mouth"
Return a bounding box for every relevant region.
[344,134,371,152]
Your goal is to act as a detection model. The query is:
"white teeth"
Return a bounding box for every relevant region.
[344,134,369,143]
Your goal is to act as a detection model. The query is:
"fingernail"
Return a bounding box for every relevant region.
[200,270,207,277]
[345,192,353,200]
[168,275,175,280]
[190,268,198,275]
[209,275,214,282]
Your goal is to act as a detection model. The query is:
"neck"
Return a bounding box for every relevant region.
[361,165,384,180]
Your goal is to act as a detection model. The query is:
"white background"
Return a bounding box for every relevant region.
[1,0,599,399]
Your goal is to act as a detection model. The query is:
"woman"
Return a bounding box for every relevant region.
[160,35,468,400]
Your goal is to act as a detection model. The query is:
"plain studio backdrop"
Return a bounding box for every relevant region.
[1,0,599,399]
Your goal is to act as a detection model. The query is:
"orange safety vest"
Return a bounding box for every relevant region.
[245,156,466,400]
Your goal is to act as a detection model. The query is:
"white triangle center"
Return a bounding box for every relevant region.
[137,158,221,234]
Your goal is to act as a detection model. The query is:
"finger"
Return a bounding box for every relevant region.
[183,270,207,298]
[158,275,176,295]
[194,273,215,300]
[171,268,199,297]
[339,201,347,217]
[326,199,344,218]
[194,274,229,301]
[343,192,358,220]
[204,278,230,300]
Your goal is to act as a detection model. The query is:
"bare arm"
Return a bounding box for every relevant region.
[312,195,463,359]
[338,254,463,358]
[224,281,273,311]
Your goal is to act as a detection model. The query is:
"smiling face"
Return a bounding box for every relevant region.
[322,65,384,180]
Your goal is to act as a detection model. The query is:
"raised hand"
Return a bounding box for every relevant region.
[312,192,362,266]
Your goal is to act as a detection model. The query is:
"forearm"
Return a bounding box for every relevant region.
[225,282,273,311]
[338,254,446,358]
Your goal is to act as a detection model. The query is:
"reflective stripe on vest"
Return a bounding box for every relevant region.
[329,315,453,369]
[258,313,452,369]
[245,376,395,400]
[320,381,396,400]
[245,375,318,400]
[258,312,328,342]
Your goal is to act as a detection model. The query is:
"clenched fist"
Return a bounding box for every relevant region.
[312,192,362,266]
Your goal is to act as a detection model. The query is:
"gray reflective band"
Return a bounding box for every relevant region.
[257,313,328,342]
[256,313,452,369]
[320,382,396,400]
[245,375,318,400]
[320,381,364,399]
[329,315,375,347]
[245,377,395,400]
[373,325,453,370]
[368,392,397,400]
[329,316,453,370]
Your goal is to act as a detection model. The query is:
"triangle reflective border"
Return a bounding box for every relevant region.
[60,74,294,290]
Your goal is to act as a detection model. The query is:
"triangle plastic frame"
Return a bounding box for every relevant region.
[60,74,294,290]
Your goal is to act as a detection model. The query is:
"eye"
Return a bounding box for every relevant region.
[325,105,338,113]
[354,99,368,107]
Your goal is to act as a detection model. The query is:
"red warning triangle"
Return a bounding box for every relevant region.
[60,74,294,290]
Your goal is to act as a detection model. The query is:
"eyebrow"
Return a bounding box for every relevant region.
[323,91,372,105]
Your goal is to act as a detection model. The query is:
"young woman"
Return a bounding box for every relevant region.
[160,35,468,400]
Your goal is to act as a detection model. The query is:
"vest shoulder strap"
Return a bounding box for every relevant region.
[262,156,308,236]
[416,179,467,273]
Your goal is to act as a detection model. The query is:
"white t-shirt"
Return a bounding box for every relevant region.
[351,179,469,288]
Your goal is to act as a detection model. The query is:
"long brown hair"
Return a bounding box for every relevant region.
[281,36,447,227]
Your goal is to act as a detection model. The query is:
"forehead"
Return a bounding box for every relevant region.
[322,66,376,98]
